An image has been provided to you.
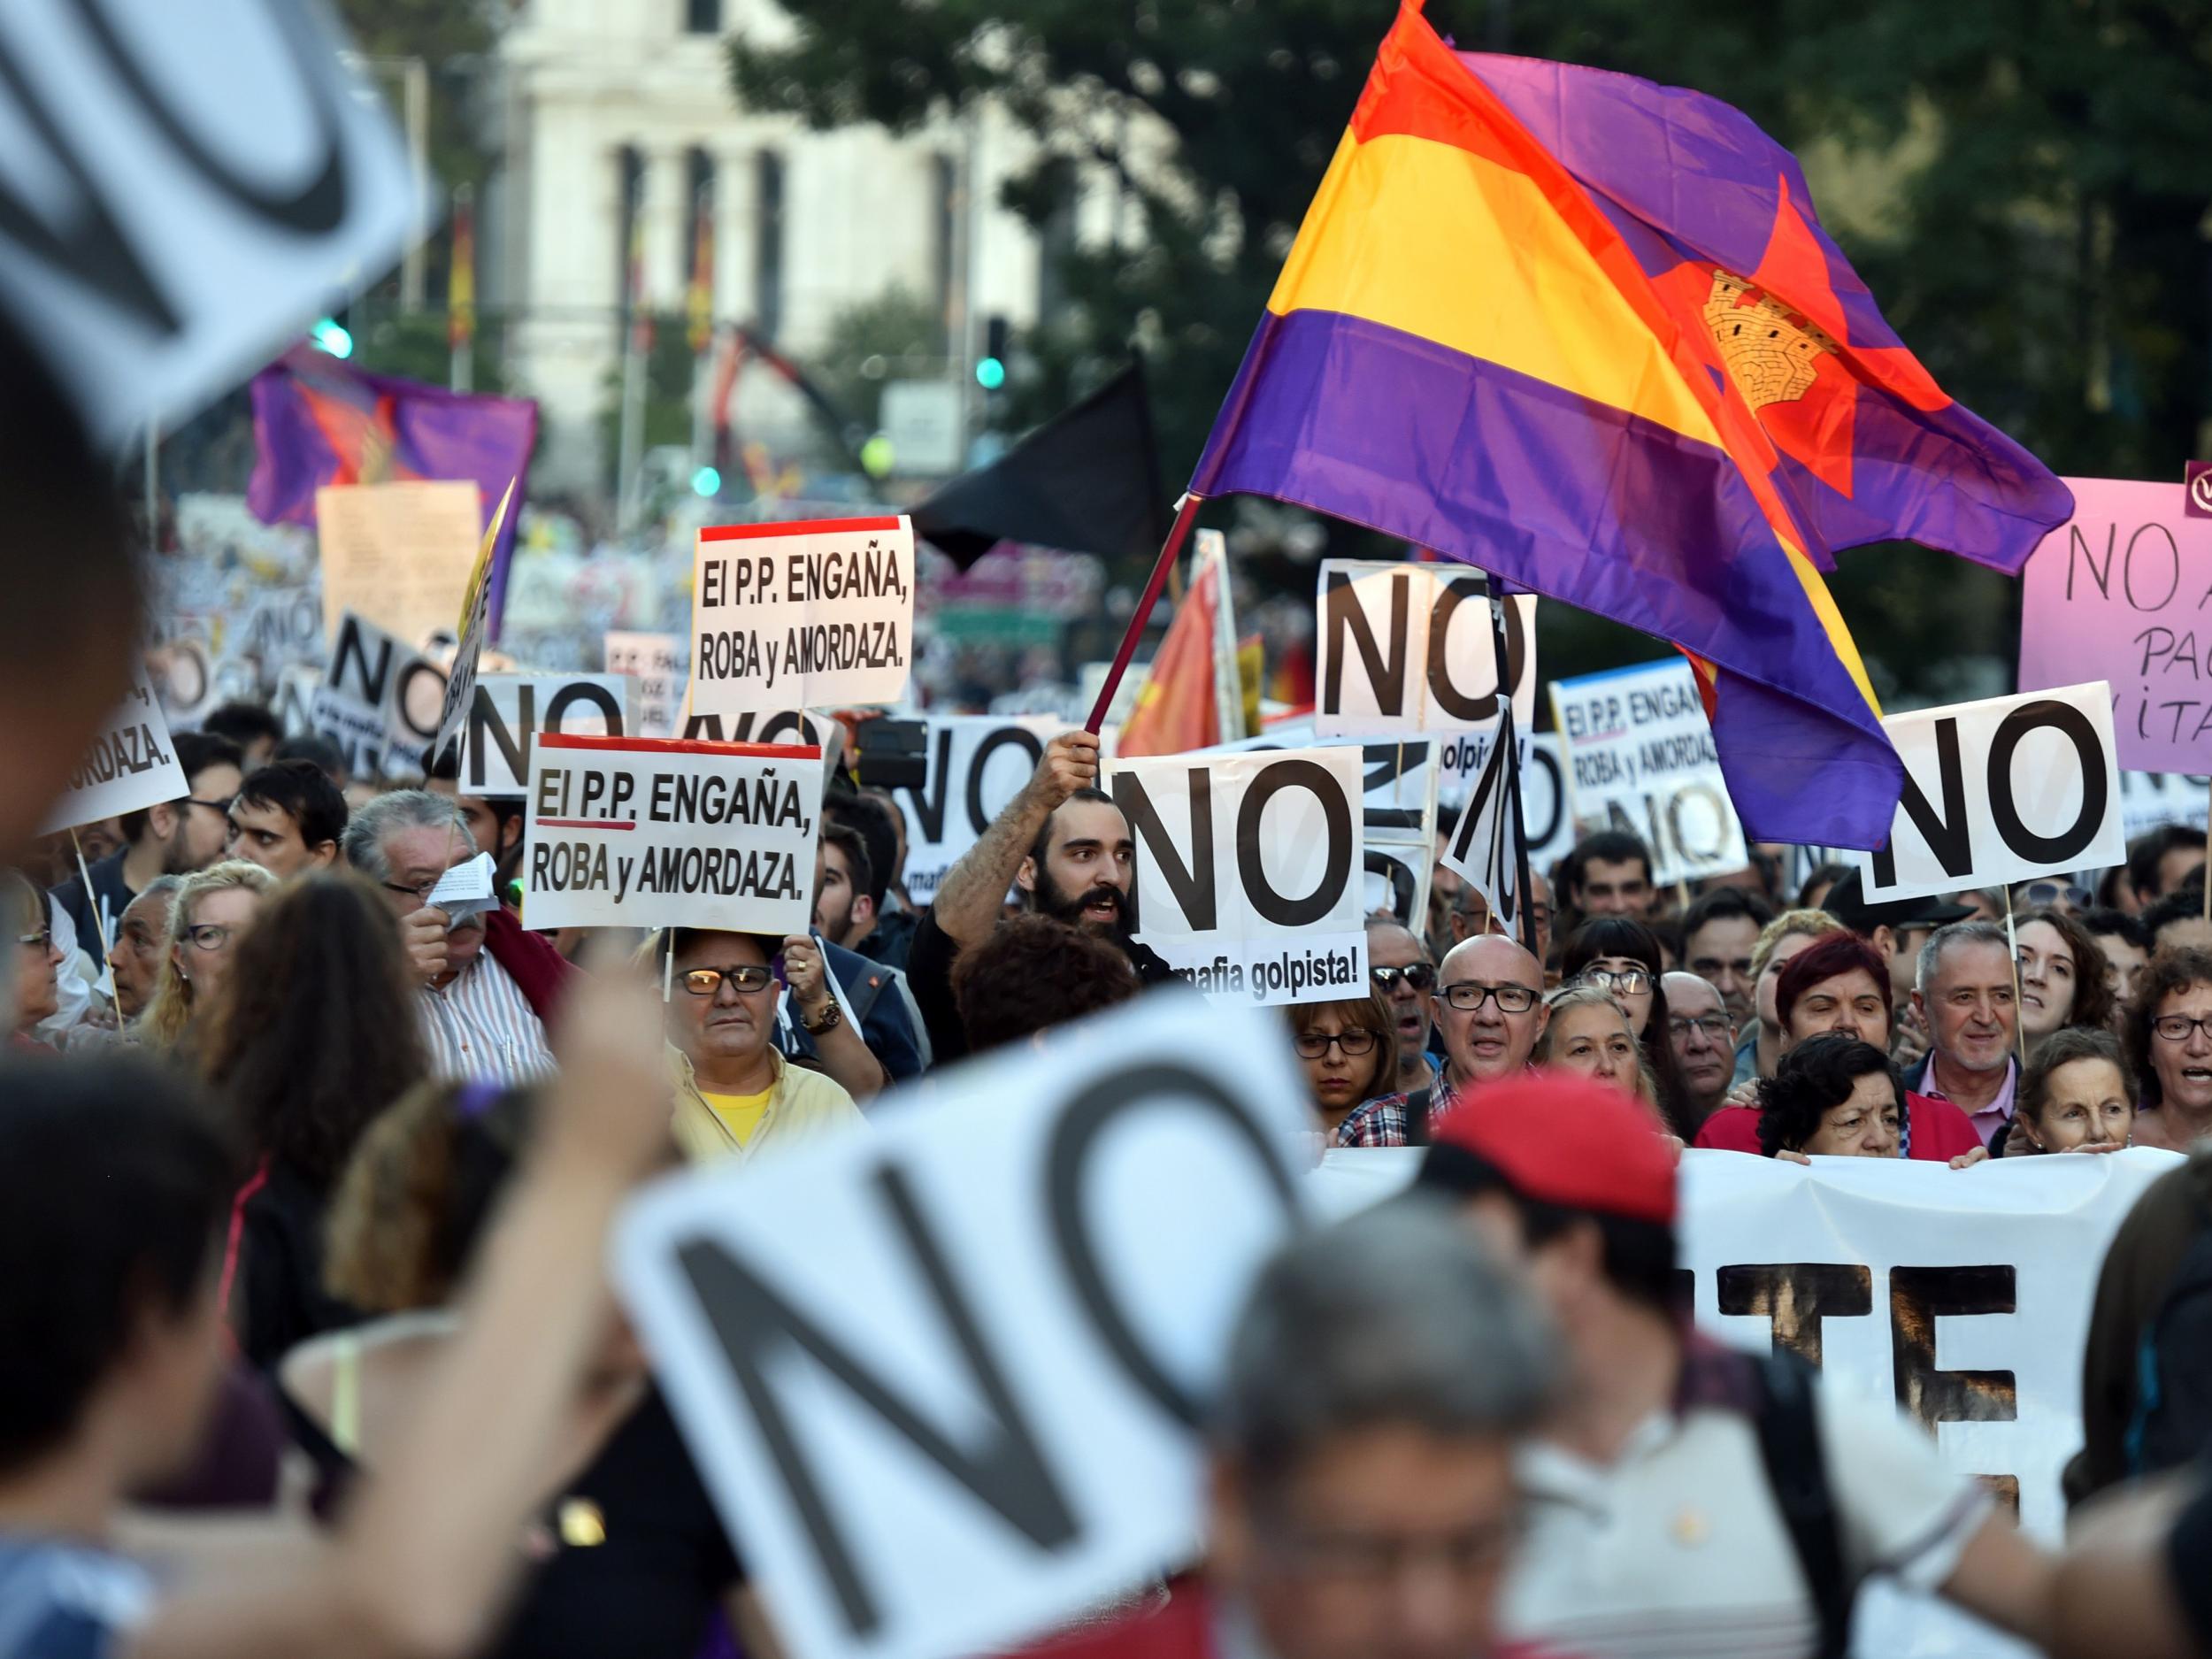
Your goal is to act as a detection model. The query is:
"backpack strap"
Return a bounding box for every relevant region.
[1403,1087,1433,1146]
[1751,1350,1851,1659]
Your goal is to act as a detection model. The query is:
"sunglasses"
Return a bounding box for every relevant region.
[2018,880,2091,909]
[680,964,775,996]
[1371,963,1437,993]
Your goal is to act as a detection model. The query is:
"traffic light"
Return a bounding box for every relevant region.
[974,313,1010,390]
[310,315,354,358]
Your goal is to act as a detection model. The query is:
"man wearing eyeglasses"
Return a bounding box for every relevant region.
[661,926,864,1164]
[1367,917,1443,1094]
[1661,972,1735,1125]
[343,789,572,1085]
[1431,934,1549,1116]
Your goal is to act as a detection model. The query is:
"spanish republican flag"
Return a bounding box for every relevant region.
[1190,2,2071,849]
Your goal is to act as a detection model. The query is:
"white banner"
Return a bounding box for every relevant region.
[1552,658,1749,886]
[1314,560,1536,737]
[605,630,690,740]
[39,670,188,833]
[2119,770,2209,841]
[0,2,420,439]
[462,672,634,798]
[1855,682,2127,904]
[522,733,821,933]
[891,716,1062,902]
[613,994,1313,1659]
[1110,747,1369,1005]
[691,515,915,716]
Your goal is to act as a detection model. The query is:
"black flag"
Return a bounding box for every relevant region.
[910,361,1166,569]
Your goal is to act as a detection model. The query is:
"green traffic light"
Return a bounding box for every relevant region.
[974,357,1006,390]
[691,465,722,497]
[311,317,353,359]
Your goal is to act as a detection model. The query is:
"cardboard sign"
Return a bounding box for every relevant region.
[891,717,1063,902]
[313,611,445,779]
[39,671,188,833]
[690,515,915,717]
[316,480,483,649]
[605,631,689,739]
[2018,478,2212,773]
[433,480,515,770]
[0,3,419,439]
[1314,561,1536,737]
[613,994,1312,1659]
[461,673,633,798]
[1110,747,1369,1005]
[523,733,821,933]
[1853,682,2127,904]
[1552,658,1749,886]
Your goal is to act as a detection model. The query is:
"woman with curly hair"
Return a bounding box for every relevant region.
[2014,905,2119,1046]
[1757,1033,1987,1168]
[2122,945,2212,1152]
[199,870,429,1365]
[140,858,275,1052]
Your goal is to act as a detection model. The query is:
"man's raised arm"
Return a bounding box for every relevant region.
[931,730,1098,948]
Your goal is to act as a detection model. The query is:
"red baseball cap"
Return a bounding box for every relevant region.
[1419,1070,1678,1225]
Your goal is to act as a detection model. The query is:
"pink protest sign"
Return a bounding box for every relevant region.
[2019,477,2212,773]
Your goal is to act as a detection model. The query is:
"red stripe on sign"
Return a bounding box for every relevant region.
[697,516,904,541]
[534,733,823,760]
[536,818,639,830]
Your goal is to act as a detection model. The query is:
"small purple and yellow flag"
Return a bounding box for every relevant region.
[1191,2,2071,849]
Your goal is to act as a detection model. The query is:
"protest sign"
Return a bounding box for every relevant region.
[1853,682,2126,904]
[604,631,689,739]
[1314,561,1536,737]
[2018,478,2212,773]
[464,672,634,798]
[38,671,188,834]
[890,716,1064,902]
[433,482,515,772]
[1110,747,1368,1004]
[1552,658,1749,886]
[614,994,1312,1659]
[691,516,915,717]
[522,733,821,933]
[2118,769,2208,841]
[680,707,835,749]
[312,611,444,779]
[0,2,419,440]
[1435,726,1571,869]
[315,480,483,648]
[1311,1146,2177,1548]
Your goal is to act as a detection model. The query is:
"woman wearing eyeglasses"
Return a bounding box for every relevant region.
[658,927,865,1164]
[2123,946,2212,1153]
[1559,916,1694,1137]
[1290,989,1400,1142]
[3,869,64,1051]
[141,859,274,1052]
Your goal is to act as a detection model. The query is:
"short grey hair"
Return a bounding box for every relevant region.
[342,788,472,881]
[1213,1195,1558,1489]
[1916,918,2010,995]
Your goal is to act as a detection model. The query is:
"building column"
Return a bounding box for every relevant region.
[641,146,689,310]
[715,145,757,328]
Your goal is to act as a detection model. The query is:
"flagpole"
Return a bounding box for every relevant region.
[1087,493,1201,734]
[1482,575,1539,961]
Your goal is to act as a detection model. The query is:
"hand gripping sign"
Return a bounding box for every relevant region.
[613,993,1313,1659]
[522,733,822,935]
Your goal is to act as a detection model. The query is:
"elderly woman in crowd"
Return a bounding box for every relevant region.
[1559,915,1690,1129]
[142,858,274,1051]
[2122,945,2212,1153]
[1287,988,1399,1141]
[1533,984,1667,1127]
[2007,1026,2134,1155]
[4,870,63,1051]
[1757,1033,1987,1167]
[2015,906,2119,1049]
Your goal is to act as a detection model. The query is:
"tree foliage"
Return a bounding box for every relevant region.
[733,0,2212,696]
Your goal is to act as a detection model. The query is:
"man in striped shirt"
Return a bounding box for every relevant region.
[344,791,572,1085]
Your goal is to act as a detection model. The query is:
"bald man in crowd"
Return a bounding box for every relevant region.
[1431,933,1549,1119]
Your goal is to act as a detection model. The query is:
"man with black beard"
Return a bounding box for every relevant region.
[904,730,1175,1064]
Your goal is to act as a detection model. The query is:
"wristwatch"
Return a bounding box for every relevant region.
[802,999,843,1036]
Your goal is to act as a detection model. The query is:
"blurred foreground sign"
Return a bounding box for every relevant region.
[615,995,1312,1659]
[39,669,186,833]
[0,1,420,438]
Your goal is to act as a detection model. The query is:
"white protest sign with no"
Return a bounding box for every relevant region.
[39,671,188,833]
[0,4,420,439]
[314,611,445,779]
[613,994,1312,1659]
[691,515,914,716]
[1855,681,2126,904]
[1552,658,1749,886]
[524,733,820,933]
[894,717,1062,902]
[1110,747,1368,1006]
[1314,560,1535,737]
[605,631,689,740]
[1435,726,1571,872]
[463,672,634,798]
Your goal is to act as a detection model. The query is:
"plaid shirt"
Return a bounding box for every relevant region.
[1333,1092,1413,1147]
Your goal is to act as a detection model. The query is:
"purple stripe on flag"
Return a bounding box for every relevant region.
[1191,306,1905,847]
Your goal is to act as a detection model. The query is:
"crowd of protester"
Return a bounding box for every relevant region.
[13,669,2212,1658]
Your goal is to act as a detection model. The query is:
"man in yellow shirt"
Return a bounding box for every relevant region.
[659,927,865,1164]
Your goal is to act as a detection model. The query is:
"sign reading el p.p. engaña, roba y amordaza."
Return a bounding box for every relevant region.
[690,516,914,717]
